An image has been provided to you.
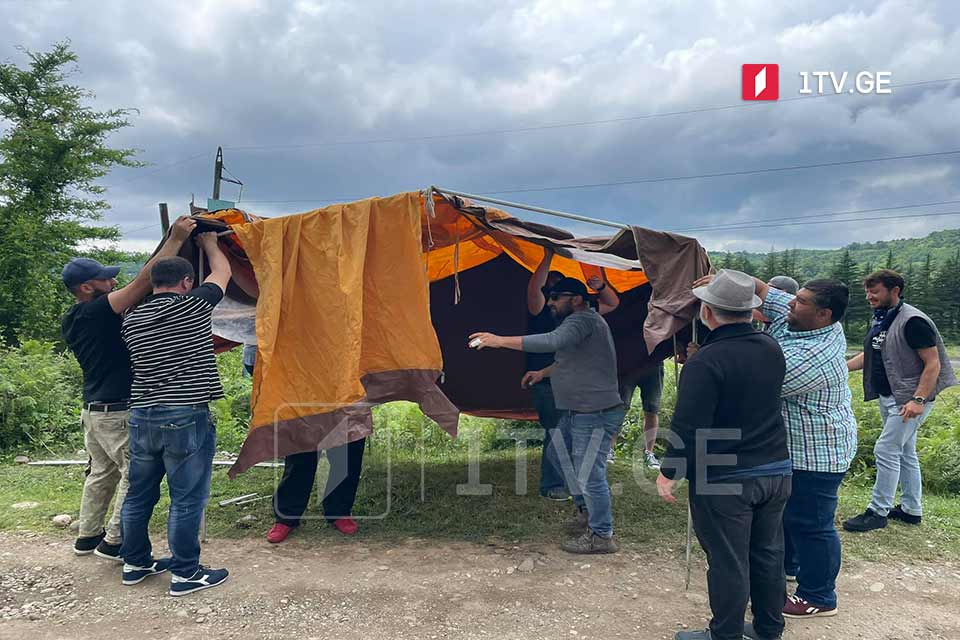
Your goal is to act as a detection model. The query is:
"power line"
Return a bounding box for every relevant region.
[692,209,960,232]
[239,148,960,203]
[477,149,960,195]
[96,75,960,189]
[102,152,210,188]
[675,199,960,232]
[223,76,960,152]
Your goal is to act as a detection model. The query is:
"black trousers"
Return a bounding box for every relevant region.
[273,438,366,526]
[689,474,792,640]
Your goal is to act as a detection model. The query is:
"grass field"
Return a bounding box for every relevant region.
[3,447,959,564]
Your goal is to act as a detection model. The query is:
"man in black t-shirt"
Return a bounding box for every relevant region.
[846,269,957,533]
[523,248,620,501]
[61,216,195,561]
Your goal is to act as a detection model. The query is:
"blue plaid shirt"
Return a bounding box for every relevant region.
[763,288,857,473]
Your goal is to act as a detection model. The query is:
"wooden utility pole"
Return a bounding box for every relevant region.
[158,202,170,236]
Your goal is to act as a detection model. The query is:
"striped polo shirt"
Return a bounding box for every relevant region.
[122,283,225,409]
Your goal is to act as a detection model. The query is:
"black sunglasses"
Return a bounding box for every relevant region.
[548,292,576,301]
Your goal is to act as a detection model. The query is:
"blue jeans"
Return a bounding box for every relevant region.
[783,470,845,608]
[869,395,933,517]
[120,405,216,578]
[531,381,570,495]
[560,406,625,538]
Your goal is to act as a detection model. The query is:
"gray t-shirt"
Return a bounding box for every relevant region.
[521,308,621,413]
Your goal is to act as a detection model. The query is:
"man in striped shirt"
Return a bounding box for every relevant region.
[120,232,232,597]
[755,277,857,622]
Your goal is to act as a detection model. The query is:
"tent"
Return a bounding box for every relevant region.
[172,189,710,476]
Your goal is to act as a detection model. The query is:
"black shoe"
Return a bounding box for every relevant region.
[74,530,105,556]
[93,540,123,562]
[888,504,922,525]
[842,508,887,532]
[744,621,782,640]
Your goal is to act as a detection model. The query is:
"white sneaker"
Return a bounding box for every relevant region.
[644,450,661,469]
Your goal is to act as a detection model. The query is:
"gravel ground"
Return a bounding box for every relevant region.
[0,530,957,639]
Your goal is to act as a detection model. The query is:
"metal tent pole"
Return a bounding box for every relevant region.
[429,186,631,231]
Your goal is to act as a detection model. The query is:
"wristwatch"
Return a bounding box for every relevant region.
[911,396,926,405]
[595,282,606,292]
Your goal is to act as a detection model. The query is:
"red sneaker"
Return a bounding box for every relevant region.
[782,594,837,618]
[266,523,293,544]
[331,517,358,536]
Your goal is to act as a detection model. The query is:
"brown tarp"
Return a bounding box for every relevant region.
[175,191,709,474]
[631,228,713,354]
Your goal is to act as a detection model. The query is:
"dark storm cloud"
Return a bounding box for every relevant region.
[2,0,959,252]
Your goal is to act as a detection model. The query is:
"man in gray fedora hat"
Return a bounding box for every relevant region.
[657,269,791,640]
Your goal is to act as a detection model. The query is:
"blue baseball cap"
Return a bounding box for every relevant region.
[61,258,121,289]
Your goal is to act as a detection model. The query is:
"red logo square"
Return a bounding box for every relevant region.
[742,64,779,100]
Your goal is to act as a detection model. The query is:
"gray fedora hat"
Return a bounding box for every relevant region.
[693,269,762,311]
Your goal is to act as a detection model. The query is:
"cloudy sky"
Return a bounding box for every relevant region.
[4,0,960,253]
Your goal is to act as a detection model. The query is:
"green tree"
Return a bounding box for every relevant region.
[734,252,757,277]
[0,42,140,343]
[759,247,778,283]
[830,250,858,333]
[913,254,937,315]
[883,248,900,272]
[929,250,960,340]
[778,249,800,282]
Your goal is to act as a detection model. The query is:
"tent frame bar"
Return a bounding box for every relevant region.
[429,186,631,231]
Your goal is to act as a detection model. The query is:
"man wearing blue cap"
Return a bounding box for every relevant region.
[60,216,195,561]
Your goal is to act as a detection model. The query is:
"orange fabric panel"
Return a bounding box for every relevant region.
[424,240,502,283]
[232,192,447,432]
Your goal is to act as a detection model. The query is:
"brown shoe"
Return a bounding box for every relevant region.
[782,594,837,618]
[564,508,588,534]
[560,531,619,554]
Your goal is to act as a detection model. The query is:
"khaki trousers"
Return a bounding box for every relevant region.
[78,408,130,544]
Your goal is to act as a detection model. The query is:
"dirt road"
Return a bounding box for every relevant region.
[0,531,956,639]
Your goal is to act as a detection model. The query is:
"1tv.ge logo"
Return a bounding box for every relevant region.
[742,64,779,100]
[742,64,893,101]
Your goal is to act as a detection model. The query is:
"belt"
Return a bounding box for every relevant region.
[567,403,625,415]
[83,401,129,412]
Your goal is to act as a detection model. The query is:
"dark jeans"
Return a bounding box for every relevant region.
[689,474,791,640]
[531,380,570,495]
[273,438,366,526]
[120,404,216,578]
[783,469,846,608]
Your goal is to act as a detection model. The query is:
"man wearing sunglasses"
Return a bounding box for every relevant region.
[525,248,620,502]
[470,276,624,554]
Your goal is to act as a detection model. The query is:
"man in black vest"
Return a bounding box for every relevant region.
[658,269,791,640]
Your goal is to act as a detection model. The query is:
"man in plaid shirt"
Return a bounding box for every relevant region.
[755,277,857,623]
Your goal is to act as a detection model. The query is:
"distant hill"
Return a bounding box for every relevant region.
[710,228,960,281]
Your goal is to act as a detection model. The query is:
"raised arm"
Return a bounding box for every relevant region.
[107,216,196,314]
[527,247,554,315]
[197,232,232,292]
[588,274,620,315]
